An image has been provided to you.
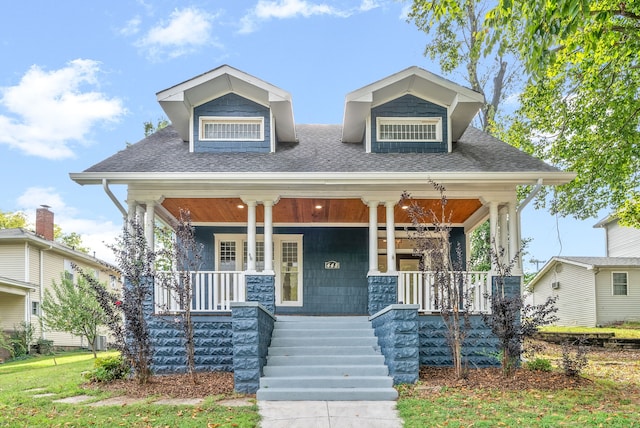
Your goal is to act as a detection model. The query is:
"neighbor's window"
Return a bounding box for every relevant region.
[377,117,442,142]
[63,259,74,282]
[32,301,40,316]
[612,272,628,296]
[200,117,264,141]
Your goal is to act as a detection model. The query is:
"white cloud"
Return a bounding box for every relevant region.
[399,4,411,19]
[239,0,370,34]
[0,59,126,160]
[17,187,121,264]
[119,16,142,36]
[136,7,220,60]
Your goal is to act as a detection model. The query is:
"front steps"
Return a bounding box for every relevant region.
[256,316,398,401]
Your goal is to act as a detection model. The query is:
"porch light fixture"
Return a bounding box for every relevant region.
[315,205,322,209]
[401,205,409,210]
[237,204,244,209]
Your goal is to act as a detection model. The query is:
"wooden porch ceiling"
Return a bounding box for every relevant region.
[162,197,483,224]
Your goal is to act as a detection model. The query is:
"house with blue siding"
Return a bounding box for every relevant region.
[70,65,574,400]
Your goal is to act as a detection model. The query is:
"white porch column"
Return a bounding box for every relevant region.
[508,201,521,274]
[144,201,155,251]
[367,200,380,274]
[385,201,396,273]
[489,201,499,272]
[499,206,508,256]
[263,200,274,273]
[246,200,257,272]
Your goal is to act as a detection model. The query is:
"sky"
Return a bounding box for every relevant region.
[0,0,606,270]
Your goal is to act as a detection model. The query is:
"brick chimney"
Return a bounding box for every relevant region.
[36,205,54,241]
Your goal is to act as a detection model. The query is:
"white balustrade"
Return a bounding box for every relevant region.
[154,271,246,313]
[398,271,491,313]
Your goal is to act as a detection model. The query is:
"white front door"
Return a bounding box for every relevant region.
[274,235,303,306]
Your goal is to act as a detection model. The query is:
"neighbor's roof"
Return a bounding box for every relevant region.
[71,125,572,186]
[0,228,119,272]
[529,256,640,288]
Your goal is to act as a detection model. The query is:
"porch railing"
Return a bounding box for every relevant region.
[398,271,491,313]
[154,271,246,313]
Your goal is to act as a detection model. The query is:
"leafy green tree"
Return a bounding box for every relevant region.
[486,0,640,221]
[143,118,169,137]
[0,210,27,229]
[41,274,107,358]
[407,0,522,131]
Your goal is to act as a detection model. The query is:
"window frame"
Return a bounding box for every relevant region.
[611,271,628,296]
[199,116,264,141]
[376,117,443,143]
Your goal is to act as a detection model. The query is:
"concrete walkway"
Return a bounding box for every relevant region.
[258,401,402,428]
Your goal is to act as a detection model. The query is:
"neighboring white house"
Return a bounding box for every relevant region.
[594,215,640,258]
[529,216,640,327]
[0,207,121,360]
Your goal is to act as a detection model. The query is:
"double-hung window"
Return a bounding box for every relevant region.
[377,117,442,142]
[200,117,264,141]
[612,272,628,296]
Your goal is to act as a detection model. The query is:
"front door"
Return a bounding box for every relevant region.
[274,235,303,307]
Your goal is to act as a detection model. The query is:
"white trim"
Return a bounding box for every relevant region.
[365,114,372,153]
[274,234,304,307]
[611,271,628,296]
[376,117,442,142]
[199,116,265,141]
[189,105,194,152]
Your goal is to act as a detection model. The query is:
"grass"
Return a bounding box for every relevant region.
[398,382,640,427]
[539,324,640,339]
[0,351,259,427]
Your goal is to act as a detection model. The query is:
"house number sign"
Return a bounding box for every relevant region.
[324,261,340,269]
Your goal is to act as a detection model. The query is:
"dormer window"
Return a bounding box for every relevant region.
[200,116,264,141]
[377,117,442,142]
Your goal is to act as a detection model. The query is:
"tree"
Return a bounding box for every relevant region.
[55,227,89,254]
[482,241,558,376]
[156,209,203,384]
[486,0,640,221]
[41,274,107,358]
[87,219,155,384]
[407,0,523,131]
[143,118,169,137]
[401,183,472,380]
[0,210,27,229]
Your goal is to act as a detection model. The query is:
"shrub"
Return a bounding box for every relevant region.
[84,355,130,382]
[525,357,552,372]
[560,339,588,377]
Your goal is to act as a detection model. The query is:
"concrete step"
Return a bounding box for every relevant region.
[266,355,385,366]
[260,375,393,389]
[276,316,369,323]
[256,387,398,401]
[274,320,372,330]
[268,345,379,356]
[270,336,379,347]
[272,328,375,338]
[263,365,390,377]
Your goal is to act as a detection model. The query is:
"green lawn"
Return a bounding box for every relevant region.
[539,324,640,339]
[398,381,640,427]
[0,352,259,427]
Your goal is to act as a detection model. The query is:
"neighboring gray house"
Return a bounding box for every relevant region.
[529,216,640,327]
[70,65,574,398]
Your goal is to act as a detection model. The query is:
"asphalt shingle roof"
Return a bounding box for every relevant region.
[83,124,562,174]
[558,256,640,267]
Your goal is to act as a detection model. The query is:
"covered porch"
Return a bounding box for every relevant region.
[138,189,522,316]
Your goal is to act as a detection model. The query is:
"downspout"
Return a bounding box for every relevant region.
[516,179,544,273]
[102,178,128,219]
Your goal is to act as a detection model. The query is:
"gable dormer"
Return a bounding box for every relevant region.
[156,65,296,153]
[342,66,484,153]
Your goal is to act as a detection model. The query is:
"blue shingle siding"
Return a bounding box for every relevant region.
[193,93,271,153]
[273,227,369,316]
[371,94,448,153]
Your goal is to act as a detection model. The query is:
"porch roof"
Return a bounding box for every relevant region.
[71,124,573,186]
